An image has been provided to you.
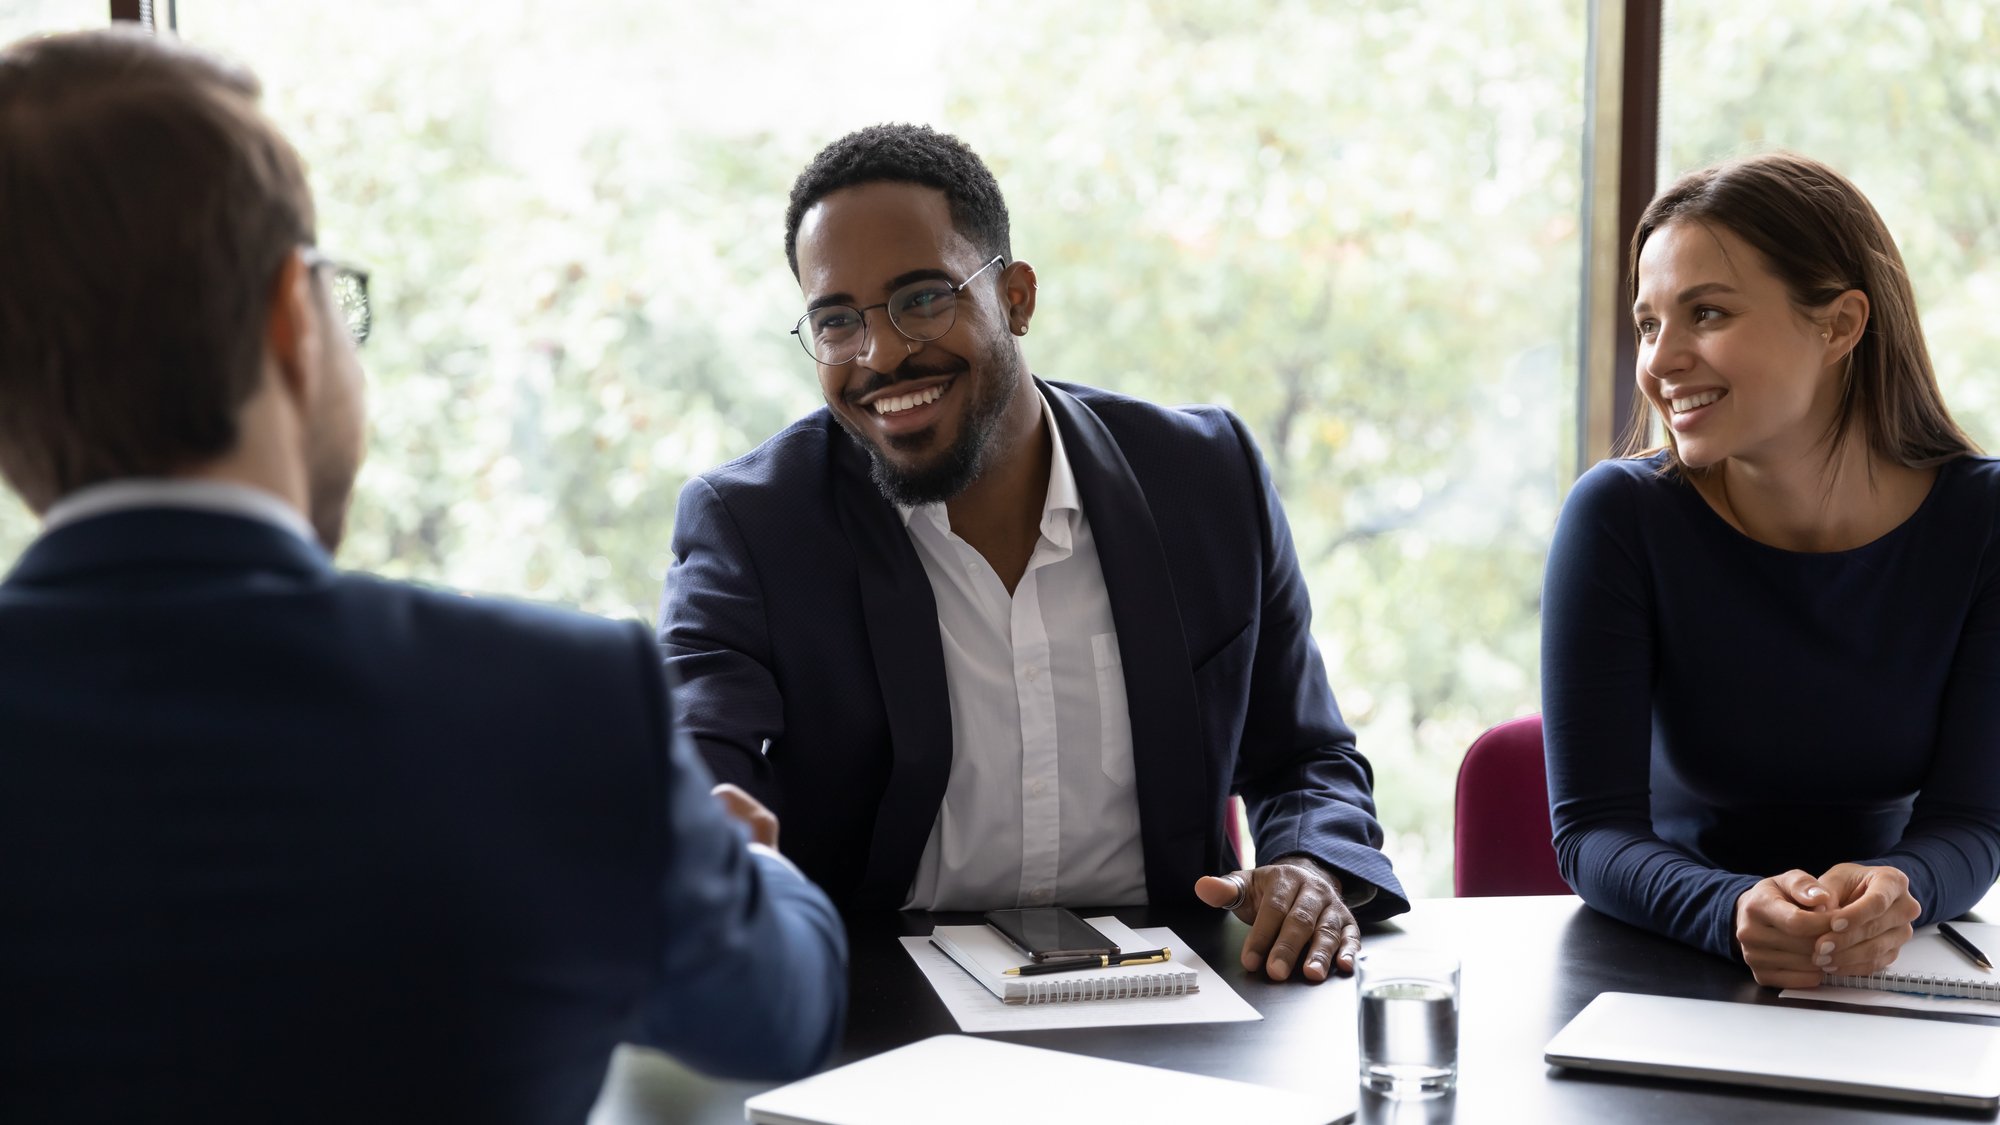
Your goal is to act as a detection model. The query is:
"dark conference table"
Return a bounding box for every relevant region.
[587,895,2000,1125]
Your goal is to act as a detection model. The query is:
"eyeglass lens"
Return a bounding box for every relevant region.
[799,277,961,365]
[330,271,371,345]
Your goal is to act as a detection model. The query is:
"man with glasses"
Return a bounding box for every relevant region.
[0,30,843,1122]
[662,124,1408,983]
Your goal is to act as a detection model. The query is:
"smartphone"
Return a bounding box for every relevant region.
[982,907,1120,962]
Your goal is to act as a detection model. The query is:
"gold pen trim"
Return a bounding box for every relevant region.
[1002,947,1175,975]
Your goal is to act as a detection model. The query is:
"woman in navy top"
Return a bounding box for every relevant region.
[1543,152,2000,988]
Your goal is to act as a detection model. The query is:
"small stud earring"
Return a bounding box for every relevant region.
[1014,325,1027,336]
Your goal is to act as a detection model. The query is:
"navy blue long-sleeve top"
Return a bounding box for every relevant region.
[1542,453,2000,960]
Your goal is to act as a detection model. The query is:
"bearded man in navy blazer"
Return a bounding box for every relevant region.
[0,30,842,1123]
[661,124,1409,983]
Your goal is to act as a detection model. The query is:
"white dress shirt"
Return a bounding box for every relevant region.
[901,389,1147,911]
[41,478,318,545]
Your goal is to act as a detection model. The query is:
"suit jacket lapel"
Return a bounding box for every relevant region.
[1042,381,1212,905]
[827,426,955,908]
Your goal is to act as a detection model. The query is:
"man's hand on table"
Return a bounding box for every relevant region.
[1194,855,1358,983]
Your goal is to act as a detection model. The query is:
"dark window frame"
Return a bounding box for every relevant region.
[1577,0,1663,473]
[107,1,173,31]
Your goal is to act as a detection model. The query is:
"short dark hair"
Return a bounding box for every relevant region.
[783,123,1010,277]
[0,28,316,512]
[1624,151,1976,470]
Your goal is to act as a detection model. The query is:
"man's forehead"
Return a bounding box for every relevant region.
[795,182,973,297]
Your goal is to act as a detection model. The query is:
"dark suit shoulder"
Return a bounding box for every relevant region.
[1046,381,1264,522]
[1050,380,1249,455]
[691,410,838,499]
[308,573,667,752]
[0,543,678,1120]
[327,571,652,668]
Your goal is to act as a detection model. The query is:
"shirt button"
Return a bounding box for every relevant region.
[1025,665,1041,681]
[1029,779,1047,797]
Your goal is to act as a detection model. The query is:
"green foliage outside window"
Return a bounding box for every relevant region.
[1,1,1988,896]
[1661,1,2000,449]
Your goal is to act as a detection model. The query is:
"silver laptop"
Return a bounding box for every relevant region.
[1545,991,2000,1110]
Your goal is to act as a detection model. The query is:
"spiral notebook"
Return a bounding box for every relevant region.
[1825,922,2000,1001]
[929,915,1199,1005]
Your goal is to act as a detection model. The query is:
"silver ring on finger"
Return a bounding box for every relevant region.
[1224,872,1249,911]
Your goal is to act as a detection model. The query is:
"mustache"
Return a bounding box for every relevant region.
[843,356,968,403]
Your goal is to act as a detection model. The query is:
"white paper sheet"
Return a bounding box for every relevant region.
[899,919,1262,1032]
[745,1035,1344,1125]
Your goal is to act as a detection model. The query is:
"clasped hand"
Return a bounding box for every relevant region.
[710,783,780,848]
[1733,862,1922,988]
[1194,856,1357,983]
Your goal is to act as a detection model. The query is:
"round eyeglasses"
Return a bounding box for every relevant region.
[791,254,1004,366]
[301,248,372,346]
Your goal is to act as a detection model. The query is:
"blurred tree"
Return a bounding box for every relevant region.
[3,0,1985,897]
[1661,0,2000,446]
[0,0,1608,894]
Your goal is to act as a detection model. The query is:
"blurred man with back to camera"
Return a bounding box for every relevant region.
[0,28,845,1124]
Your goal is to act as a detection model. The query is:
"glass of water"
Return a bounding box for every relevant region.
[1357,947,1460,1098]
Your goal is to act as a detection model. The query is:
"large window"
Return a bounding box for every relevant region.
[1660,1,2000,449]
[0,3,112,557]
[0,0,102,39]
[0,0,1985,898]
[2,2,1591,896]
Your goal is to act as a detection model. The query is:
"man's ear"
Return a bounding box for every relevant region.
[1003,259,1038,336]
[264,249,319,406]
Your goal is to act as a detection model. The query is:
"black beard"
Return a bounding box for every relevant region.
[834,346,1017,508]
[864,418,992,507]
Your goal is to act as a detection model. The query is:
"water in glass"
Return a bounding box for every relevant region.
[1359,976,1458,1096]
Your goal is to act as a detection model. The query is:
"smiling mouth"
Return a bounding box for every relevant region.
[1670,389,1724,414]
[872,382,948,415]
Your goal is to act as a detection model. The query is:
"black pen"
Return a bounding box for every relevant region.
[1939,923,1993,971]
[1003,947,1173,976]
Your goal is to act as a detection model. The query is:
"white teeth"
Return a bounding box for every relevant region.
[872,383,946,414]
[1671,389,1723,414]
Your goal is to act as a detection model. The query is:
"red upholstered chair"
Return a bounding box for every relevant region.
[1225,795,1254,869]
[1453,714,1571,897]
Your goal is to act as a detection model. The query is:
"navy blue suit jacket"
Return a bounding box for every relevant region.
[661,379,1407,917]
[0,508,846,1124]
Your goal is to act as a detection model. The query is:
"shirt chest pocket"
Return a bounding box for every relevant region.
[1092,632,1136,787]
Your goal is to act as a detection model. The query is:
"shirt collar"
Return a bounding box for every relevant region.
[898,385,1082,545]
[41,478,320,547]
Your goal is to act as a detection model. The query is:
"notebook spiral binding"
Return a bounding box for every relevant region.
[1023,974,1196,1004]
[1826,970,2000,1002]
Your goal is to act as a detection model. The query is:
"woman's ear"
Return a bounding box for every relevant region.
[1822,288,1871,362]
